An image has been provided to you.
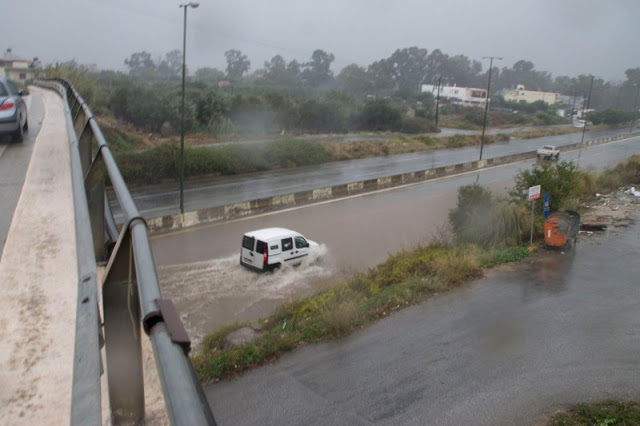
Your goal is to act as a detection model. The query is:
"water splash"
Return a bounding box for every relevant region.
[157,244,334,345]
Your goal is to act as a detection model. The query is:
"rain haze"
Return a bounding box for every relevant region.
[3,0,639,81]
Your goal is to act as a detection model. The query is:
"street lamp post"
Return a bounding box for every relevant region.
[479,56,502,161]
[179,2,199,214]
[630,83,639,134]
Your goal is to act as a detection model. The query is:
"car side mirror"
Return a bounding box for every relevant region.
[19,90,30,96]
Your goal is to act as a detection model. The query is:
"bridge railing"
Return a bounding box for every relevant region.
[35,79,216,425]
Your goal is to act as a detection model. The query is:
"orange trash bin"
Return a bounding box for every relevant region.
[544,210,580,248]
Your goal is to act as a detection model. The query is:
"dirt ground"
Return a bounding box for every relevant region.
[580,187,639,229]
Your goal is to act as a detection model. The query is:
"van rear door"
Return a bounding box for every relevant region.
[241,235,256,268]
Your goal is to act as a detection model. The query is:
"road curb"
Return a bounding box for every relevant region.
[147,133,632,234]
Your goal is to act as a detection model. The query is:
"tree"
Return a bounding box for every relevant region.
[194,67,226,85]
[367,59,395,95]
[387,46,429,92]
[225,49,251,81]
[625,67,640,86]
[301,49,335,88]
[157,49,182,80]
[125,51,156,79]
[261,55,300,87]
[497,60,552,92]
[336,64,373,98]
[195,88,229,130]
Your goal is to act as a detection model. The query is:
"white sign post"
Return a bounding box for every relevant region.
[528,185,541,244]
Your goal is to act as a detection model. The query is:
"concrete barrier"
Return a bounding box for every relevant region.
[147,133,636,234]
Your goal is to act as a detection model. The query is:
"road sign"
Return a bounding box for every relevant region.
[528,185,541,201]
[543,193,551,219]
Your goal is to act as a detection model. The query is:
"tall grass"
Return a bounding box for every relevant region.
[117,139,330,184]
[192,242,494,382]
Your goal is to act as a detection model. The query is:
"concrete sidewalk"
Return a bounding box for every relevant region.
[0,87,77,424]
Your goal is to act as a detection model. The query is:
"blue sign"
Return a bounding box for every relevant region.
[543,193,551,219]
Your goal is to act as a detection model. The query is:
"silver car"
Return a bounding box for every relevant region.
[0,77,29,142]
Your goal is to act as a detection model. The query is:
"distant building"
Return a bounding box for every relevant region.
[421,84,487,108]
[500,84,560,105]
[0,49,36,85]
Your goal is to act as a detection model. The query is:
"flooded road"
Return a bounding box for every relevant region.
[157,247,338,345]
[206,214,640,425]
[152,138,639,342]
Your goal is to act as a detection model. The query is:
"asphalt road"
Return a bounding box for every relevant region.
[205,221,640,425]
[151,136,638,270]
[150,137,639,343]
[115,126,634,220]
[0,92,43,258]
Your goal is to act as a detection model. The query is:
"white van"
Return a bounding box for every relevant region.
[240,228,319,272]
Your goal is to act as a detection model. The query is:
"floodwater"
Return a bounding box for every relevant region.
[151,138,639,345]
[157,244,342,346]
[205,214,640,426]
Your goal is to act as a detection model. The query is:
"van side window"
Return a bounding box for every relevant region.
[256,240,268,254]
[242,236,255,250]
[281,238,293,251]
[294,236,309,248]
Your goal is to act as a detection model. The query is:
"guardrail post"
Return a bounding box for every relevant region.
[102,227,145,424]
[73,103,87,136]
[85,150,107,262]
[78,119,94,177]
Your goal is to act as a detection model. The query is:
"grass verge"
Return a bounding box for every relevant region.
[550,400,640,425]
[191,244,530,383]
[112,125,586,185]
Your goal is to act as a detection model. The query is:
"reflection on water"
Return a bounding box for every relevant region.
[531,247,577,292]
[157,244,335,347]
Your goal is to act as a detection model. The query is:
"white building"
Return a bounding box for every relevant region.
[0,49,36,85]
[500,84,560,105]
[421,84,487,108]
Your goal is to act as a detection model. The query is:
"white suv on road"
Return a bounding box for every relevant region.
[240,227,319,272]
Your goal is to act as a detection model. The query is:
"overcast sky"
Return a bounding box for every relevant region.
[3,0,639,82]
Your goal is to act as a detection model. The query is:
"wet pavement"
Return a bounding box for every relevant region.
[152,137,639,342]
[205,213,640,425]
[114,126,634,220]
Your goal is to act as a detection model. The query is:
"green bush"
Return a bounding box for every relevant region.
[359,99,403,131]
[449,184,528,248]
[510,161,586,213]
[401,116,437,134]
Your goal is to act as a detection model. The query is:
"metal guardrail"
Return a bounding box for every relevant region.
[35,79,216,425]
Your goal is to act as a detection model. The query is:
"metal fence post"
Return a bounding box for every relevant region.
[84,150,107,262]
[102,227,145,424]
[78,119,94,177]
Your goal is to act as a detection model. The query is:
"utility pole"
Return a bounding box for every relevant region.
[179,2,199,214]
[578,75,594,167]
[434,76,442,129]
[630,83,639,134]
[479,56,502,161]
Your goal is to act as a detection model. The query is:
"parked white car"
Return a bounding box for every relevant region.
[240,227,319,272]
